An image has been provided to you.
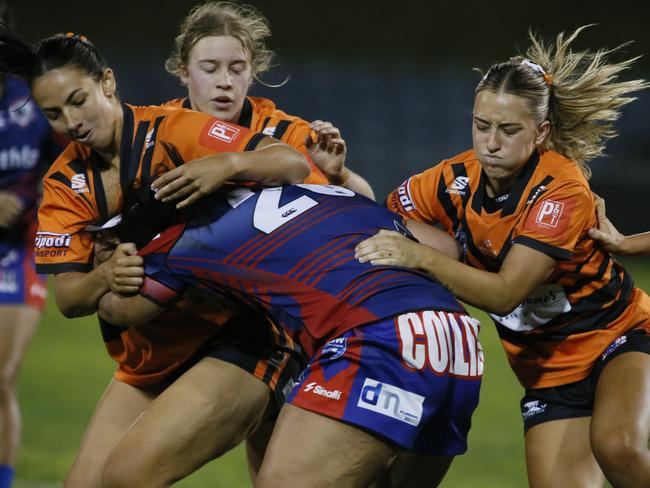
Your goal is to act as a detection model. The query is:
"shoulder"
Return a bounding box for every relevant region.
[248,96,307,124]
[43,143,91,179]
[537,149,590,191]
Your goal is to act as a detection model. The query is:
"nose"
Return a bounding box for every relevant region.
[486,128,501,152]
[215,68,233,89]
[63,109,83,134]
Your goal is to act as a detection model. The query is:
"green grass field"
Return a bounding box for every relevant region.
[13,257,650,487]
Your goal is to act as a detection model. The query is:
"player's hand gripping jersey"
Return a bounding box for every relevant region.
[166,96,328,184]
[34,104,275,385]
[387,149,650,389]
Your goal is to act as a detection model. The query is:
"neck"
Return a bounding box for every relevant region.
[95,100,123,168]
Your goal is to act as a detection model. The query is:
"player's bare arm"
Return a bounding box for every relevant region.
[98,291,165,327]
[152,137,309,209]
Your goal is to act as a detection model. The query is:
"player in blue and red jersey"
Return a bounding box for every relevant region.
[97,183,483,487]
[0,6,63,485]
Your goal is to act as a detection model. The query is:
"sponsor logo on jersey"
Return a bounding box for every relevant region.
[602,335,627,360]
[207,121,240,143]
[144,129,155,150]
[397,311,484,378]
[526,185,547,205]
[303,382,342,400]
[35,232,71,249]
[71,173,89,193]
[535,200,564,228]
[445,176,470,196]
[0,145,40,170]
[396,180,415,212]
[522,400,547,419]
[30,281,47,300]
[0,271,18,293]
[322,337,348,360]
[357,378,424,426]
[491,284,571,332]
[262,126,277,137]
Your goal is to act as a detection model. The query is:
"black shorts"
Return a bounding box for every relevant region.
[520,328,650,432]
[164,308,306,418]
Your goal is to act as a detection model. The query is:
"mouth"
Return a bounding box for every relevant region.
[211,96,234,109]
[74,129,93,144]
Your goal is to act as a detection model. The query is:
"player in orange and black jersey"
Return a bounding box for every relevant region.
[357,27,650,487]
[164,1,374,201]
[0,27,311,487]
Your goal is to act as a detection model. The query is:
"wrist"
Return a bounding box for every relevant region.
[328,167,350,186]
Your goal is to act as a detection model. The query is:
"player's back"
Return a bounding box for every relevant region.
[163,185,465,349]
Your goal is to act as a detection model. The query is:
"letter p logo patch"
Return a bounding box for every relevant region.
[535,200,564,228]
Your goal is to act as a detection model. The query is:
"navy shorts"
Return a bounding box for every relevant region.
[287,310,483,455]
[520,328,650,432]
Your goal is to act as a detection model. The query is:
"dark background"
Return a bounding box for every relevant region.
[12,0,650,233]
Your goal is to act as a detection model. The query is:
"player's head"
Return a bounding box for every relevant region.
[0,27,120,150]
[473,25,647,180]
[165,1,273,122]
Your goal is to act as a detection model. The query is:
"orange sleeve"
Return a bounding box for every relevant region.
[35,176,96,274]
[513,182,594,261]
[157,109,265,163]
[386,163,448,226]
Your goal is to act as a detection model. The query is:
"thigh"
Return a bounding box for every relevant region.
[525,417,604,488]
[0,305,40,380]
[257,403,397,488]
[65,377,159,488]
[592,351,650,452]
[103,356,271,484]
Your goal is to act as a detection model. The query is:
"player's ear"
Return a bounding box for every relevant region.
[179,64,189,86]
[101,68,117,97]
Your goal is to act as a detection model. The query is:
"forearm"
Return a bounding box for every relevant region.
[338,170,375,200]
[619,232,650,255]
[54,268,111,318]
[230,143,310,185]
[416,248,518,314]
[98,292,165,326]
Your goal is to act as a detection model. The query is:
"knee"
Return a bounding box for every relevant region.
[591,428,648,477]
[0,372,16,403]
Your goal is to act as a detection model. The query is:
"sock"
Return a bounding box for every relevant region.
[0,464,14,488]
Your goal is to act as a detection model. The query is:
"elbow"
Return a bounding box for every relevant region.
[56,298,94,319]
[484,293,522,316]
[286,149,310,183]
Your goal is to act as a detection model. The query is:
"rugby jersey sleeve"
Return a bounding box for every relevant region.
[274,119,328,184]
[157,109,266,163]
[35,175,95,274]
[513,182,594,261]
[386,163,449,228]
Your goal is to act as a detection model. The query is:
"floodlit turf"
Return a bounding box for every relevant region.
[14,258,648,487]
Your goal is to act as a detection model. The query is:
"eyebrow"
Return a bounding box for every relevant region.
[473,116,523,128]
[41,88,84,111]
[197,59,248,65]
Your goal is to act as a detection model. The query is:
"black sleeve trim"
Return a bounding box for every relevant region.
[244,132,266,152]
[36,262,93,274]
[513,236,572,261]
[273,120,292,140]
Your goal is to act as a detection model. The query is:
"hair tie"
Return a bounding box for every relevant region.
[521,59,553,86]
[65,32,89,43]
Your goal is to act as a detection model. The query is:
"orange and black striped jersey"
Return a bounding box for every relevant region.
[387,148,650,389]
[36,103,264,274]
[166,96,328,184]
[34,103,267,385]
